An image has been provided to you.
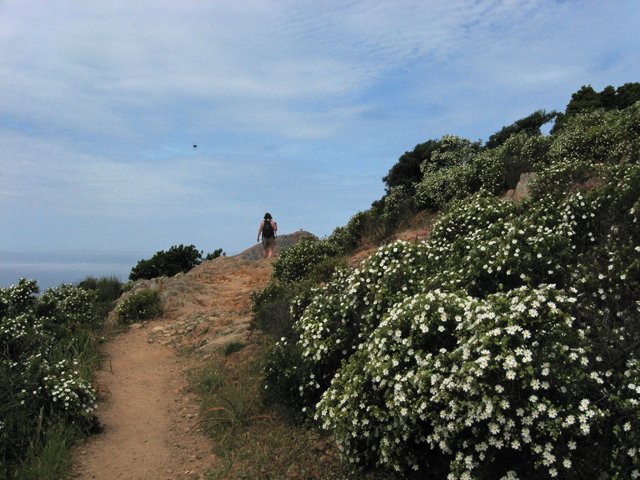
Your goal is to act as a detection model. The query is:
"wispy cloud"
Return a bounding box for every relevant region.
[1,0,639,257]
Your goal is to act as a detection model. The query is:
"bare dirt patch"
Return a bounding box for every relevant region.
[73,325,215,480]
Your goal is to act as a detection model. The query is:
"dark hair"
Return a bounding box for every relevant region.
[264,213,272,220]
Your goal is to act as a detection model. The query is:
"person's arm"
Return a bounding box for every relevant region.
[273,221,278,233]
[257,221,264,242]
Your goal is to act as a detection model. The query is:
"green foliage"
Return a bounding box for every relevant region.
[77,275,123,303]
[223,341,246,357]
[121,279,137,292]
[414,135,482,210]
[547,102,640,166]
[129,244,224,281]
[259,100,640,478]
[271,236,342,283]
[382,139,442,192]
[205,248,225,261]
[415,161,478,210]
[250,280,298,345]
[475,133,552,194]
[114,289,163,325]
[13,421,78,480]
[552,82,640,133]
[328,210,380,252]
[0,279,101,478]
[484,109,558,150]
[77,275,125,322]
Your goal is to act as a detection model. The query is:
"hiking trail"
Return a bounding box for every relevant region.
[73,256,274,480]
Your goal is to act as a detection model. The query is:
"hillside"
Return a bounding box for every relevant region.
[232,229,314,261]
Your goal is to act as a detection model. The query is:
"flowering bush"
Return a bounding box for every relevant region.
[271,236,342,283]
[0,279,100,477]
[547,103,640,166]
[259,103,640,478]
[473,133,551,195]
[317,285,640,478]
[415,135,481,210]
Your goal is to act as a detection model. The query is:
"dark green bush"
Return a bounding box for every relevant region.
[77,275,124,322]
[222,341,245,357]
[129,244,225,281]
[204,248,225,261]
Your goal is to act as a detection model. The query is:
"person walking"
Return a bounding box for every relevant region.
[257,213,278,259]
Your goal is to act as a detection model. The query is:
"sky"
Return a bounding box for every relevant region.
[1,0,639,263]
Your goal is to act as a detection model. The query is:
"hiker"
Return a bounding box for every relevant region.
[257,213,278,259]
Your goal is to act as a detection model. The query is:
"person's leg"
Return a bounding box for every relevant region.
[265,237,275,258]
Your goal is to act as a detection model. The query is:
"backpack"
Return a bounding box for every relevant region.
[262,220,275,238]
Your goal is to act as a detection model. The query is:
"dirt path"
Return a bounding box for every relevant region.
[73,326,214,480]
[73,257,274,480]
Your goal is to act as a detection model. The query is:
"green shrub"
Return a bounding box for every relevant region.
[548,102,640,165]
[271,236,342,283]
[317,285,639,478]
[222,340,245,357]
[473,133,552,195]
[76,275,124,322]
[261,340,313,422]
[263,161,640,477]
[114,289,163,325]
[414,135,482,210]
[0,279,100,478]
[328,209,381,252]
[204,248,225,261]
[257,90,640,478]
[121,279,137,292]
[128,244,223,281]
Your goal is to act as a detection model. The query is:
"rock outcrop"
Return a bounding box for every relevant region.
[232,229,314,260]
[503,172,538,202]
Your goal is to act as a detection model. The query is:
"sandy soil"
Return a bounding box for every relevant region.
[72,257,275,480]
[73,325,215,480]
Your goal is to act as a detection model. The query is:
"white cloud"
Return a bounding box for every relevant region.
[1,0,639,256]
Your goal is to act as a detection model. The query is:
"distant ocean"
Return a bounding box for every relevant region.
[0,251,149,291]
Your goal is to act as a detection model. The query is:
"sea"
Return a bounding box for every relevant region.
[0,251,149,292]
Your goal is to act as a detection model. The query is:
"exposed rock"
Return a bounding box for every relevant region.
[504,172,538,202]
[232,229,314,260]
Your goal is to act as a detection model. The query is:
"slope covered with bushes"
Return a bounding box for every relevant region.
[0,280,103,479]
[256,94,640,479]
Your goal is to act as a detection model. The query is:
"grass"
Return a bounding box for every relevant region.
[222,340,246,357]
[189,344,400,480]
[14,422,78,480]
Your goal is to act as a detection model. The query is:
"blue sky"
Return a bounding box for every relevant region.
[1,0,639,258]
